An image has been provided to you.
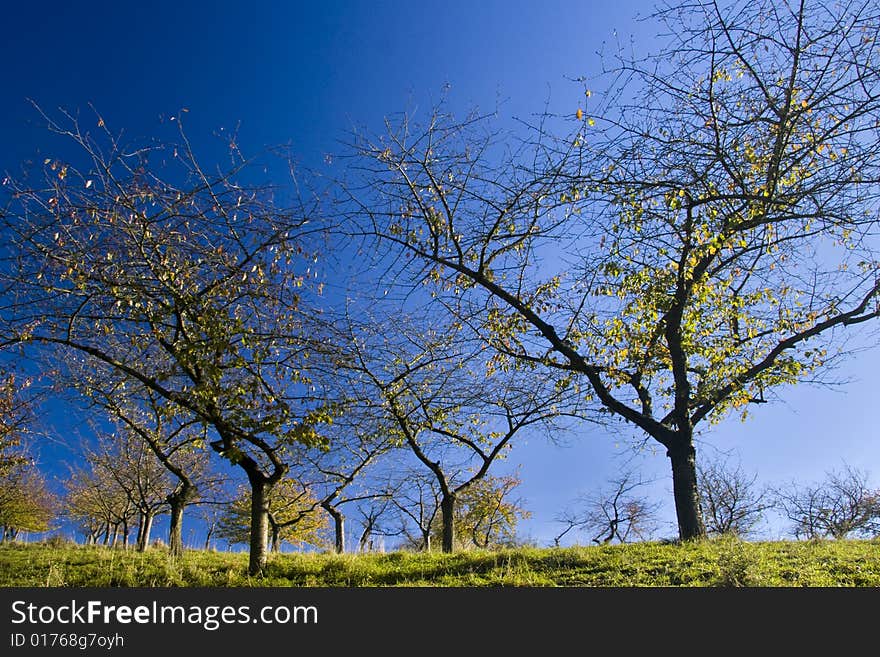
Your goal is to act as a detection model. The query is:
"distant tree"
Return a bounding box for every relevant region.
[445,473,530,550]
[554,469,661,546]
[344,310,578,552]
[0,464,56,541]
[353,493,397,553]
[297,409,399,553]
[64,464,136,547]
[390,472,441,552]
[0,370,53,541]
[87,429,173,552]
[198,503,226,551]
[698,456,771,537]
[63,470,107,545]
[63,479,107,545]
[348,0,880,542]
[394,472,529,551]
[775,465,880,540]
[0,110,331,574]
[84,386,220,556]
[216,479,328,552]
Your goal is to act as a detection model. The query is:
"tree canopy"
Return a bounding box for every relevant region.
[0,111,333,572]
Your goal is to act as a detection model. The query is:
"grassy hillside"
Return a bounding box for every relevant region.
[1,537,879,587]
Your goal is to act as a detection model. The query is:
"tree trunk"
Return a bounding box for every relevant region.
[136,512,154,552]
[167,498,185,557]
[167,483,195,558]
[358,523,373,552]
[323,503,345,554]
[440,493,456,553]
[667,442,707,540]
[204,522,215,551]
[248,478,270,575]
[334,512,345,554]
[270,520,280,553]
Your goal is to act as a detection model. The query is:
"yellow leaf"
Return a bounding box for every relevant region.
[587,117,595,126]
[576,108,584,120]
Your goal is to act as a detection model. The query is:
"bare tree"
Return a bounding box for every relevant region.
[198,503,226,551]
[0,110,331,574]
[698,456,771,537]
[354,493,397,552]
[555,469,661,546]
[87,429,173,552]
[64,463,136,547]
[344,309,579,552]
[391,472,442,551]
[298,407,399,553]
[775,465,880,540]
[345,0,880,542]
[83,386,219,556]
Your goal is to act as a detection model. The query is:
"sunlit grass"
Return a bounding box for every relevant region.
[1,536,878,587]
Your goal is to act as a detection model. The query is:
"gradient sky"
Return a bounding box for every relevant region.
[2,0,878,547]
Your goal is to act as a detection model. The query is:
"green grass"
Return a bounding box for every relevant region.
[1,536,879,587]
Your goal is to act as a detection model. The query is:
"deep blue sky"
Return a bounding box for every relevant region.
[2,0,648,168]
[2,0,878,546]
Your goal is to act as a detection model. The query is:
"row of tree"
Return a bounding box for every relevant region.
[5,423,877,550]
[1,363,533,554]
[1,0,879,574]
